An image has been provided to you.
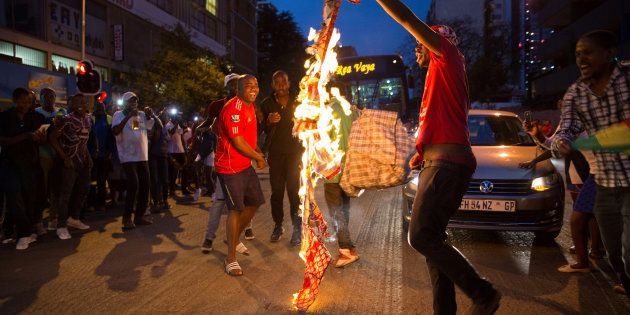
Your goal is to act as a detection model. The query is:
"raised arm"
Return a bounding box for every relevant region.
[376,0,442,56]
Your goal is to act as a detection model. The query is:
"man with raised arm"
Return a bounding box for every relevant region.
[376,1,501,314]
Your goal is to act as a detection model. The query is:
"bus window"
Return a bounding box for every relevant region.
[348,77,402,111]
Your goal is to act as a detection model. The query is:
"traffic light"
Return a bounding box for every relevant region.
[76,60,101,95]
[96,91,108,103]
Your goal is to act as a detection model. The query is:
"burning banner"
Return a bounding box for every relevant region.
[291,0,360,311]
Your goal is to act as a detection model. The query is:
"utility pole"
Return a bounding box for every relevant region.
[81,0,86,60]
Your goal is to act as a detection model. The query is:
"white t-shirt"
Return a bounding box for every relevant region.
[112,111,155,163]
[166,121,185,154]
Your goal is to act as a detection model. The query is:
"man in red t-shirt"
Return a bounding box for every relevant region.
[215,74,267,276]
[377,1,500,314]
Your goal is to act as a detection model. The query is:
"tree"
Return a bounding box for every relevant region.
[257,2,308,97]
[128,24,228,114]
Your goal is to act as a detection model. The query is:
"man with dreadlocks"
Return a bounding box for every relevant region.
[376,1,501,314]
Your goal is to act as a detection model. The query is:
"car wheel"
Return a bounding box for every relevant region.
[535,229,560,240]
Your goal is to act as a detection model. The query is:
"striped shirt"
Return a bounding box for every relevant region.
[551,63,630,187]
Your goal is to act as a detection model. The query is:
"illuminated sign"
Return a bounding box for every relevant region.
[335,61,376,76]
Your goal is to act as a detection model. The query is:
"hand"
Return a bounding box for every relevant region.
[556,139,572,156]
[409,152,421,170]
[267,112,281,124]
[519,160,535,169]
[143,106,154,117]
[255,157,267,170]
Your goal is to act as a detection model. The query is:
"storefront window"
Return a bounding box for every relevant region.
[15,45,46,68]
[0,40,14,57]
[52,54,109,82]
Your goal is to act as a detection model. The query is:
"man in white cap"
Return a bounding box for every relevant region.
[111,92,162,230]
[377,1,501,314]
[199,73,254,253]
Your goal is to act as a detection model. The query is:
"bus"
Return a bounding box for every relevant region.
[333,54,409,118]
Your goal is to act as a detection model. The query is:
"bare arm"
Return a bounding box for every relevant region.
[112,114,132,135]
[376,0,442,56]
[229,136,267,169]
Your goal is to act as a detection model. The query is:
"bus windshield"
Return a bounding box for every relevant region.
[349,78,403,112]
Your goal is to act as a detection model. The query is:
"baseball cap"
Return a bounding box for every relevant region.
[122,91,138,102]
[224,73,241,87]
[430,25,460,46]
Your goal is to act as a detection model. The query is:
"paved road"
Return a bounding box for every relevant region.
[1,170,629,314]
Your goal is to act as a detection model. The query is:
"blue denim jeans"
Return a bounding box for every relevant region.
[594,185,630,290]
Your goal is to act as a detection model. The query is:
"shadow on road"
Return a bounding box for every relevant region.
[94,210,193,292]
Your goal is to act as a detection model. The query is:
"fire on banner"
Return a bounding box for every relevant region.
[291,0,360,311]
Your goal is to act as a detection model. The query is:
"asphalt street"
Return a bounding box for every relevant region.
[1,169,629,314]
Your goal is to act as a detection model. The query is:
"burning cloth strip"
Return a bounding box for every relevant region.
[291,0,360,311]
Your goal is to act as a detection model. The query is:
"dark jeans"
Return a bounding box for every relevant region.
[57,164,91,227]
[150,156,169,205]
[0,164,39,238]
[90,157,110,208]
[324,183,354,249]
[409,161,495,315]
[594,185,630,290]
[268,152,301,227]
[168,153,188,193]
[121,161,150,219]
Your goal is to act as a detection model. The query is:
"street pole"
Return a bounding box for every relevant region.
[81,0,86,60]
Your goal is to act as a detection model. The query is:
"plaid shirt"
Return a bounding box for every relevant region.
[551,63,630,187]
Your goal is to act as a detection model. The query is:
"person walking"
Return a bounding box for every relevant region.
[376,1,502,314]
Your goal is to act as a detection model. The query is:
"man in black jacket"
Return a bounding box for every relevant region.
[260,70,303,245]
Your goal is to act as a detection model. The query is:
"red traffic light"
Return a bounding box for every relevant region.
[97,91,107,103]
[77,63,87,75]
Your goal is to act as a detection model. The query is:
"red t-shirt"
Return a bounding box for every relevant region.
[215,96,258,174]
[417,36,473,166]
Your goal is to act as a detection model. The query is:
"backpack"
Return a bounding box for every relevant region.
[197,129,217,159]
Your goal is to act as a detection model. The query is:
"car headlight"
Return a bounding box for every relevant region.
[531,174,560,192]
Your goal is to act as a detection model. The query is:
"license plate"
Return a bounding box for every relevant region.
[459,199,516,212]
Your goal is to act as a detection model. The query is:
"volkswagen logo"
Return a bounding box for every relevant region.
[479,180,494,193]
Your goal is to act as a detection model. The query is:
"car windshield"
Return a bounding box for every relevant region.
[469,115,535,146]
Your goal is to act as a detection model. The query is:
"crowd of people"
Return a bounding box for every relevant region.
[0,67,361,275]
[0,0,628,313]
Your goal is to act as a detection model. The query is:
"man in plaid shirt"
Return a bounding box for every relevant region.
[551,30,630,294]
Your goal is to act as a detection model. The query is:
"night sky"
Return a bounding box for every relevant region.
[269,0,431,57]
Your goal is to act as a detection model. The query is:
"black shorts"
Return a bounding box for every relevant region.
[217,166,265,211]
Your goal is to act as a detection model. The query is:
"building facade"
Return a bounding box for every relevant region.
[0,0,257,105]
[529,0,629,104]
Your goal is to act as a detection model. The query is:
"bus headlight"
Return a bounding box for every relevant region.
[531,174,559,192]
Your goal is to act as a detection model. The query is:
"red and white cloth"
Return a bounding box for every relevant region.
[340,109,414,197]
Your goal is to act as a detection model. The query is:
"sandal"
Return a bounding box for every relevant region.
[557,264,590,273]
[335,248,360,268]
[224,259,243,276]
[223,240,250,256]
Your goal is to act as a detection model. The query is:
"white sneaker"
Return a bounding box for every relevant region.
[67,218,90,230]
[16,236,35,250]
[56,227,71,240]
[47,219,58,231]
[194,188,202,201]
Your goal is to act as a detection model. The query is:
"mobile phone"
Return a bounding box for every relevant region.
[524,111,532,124]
